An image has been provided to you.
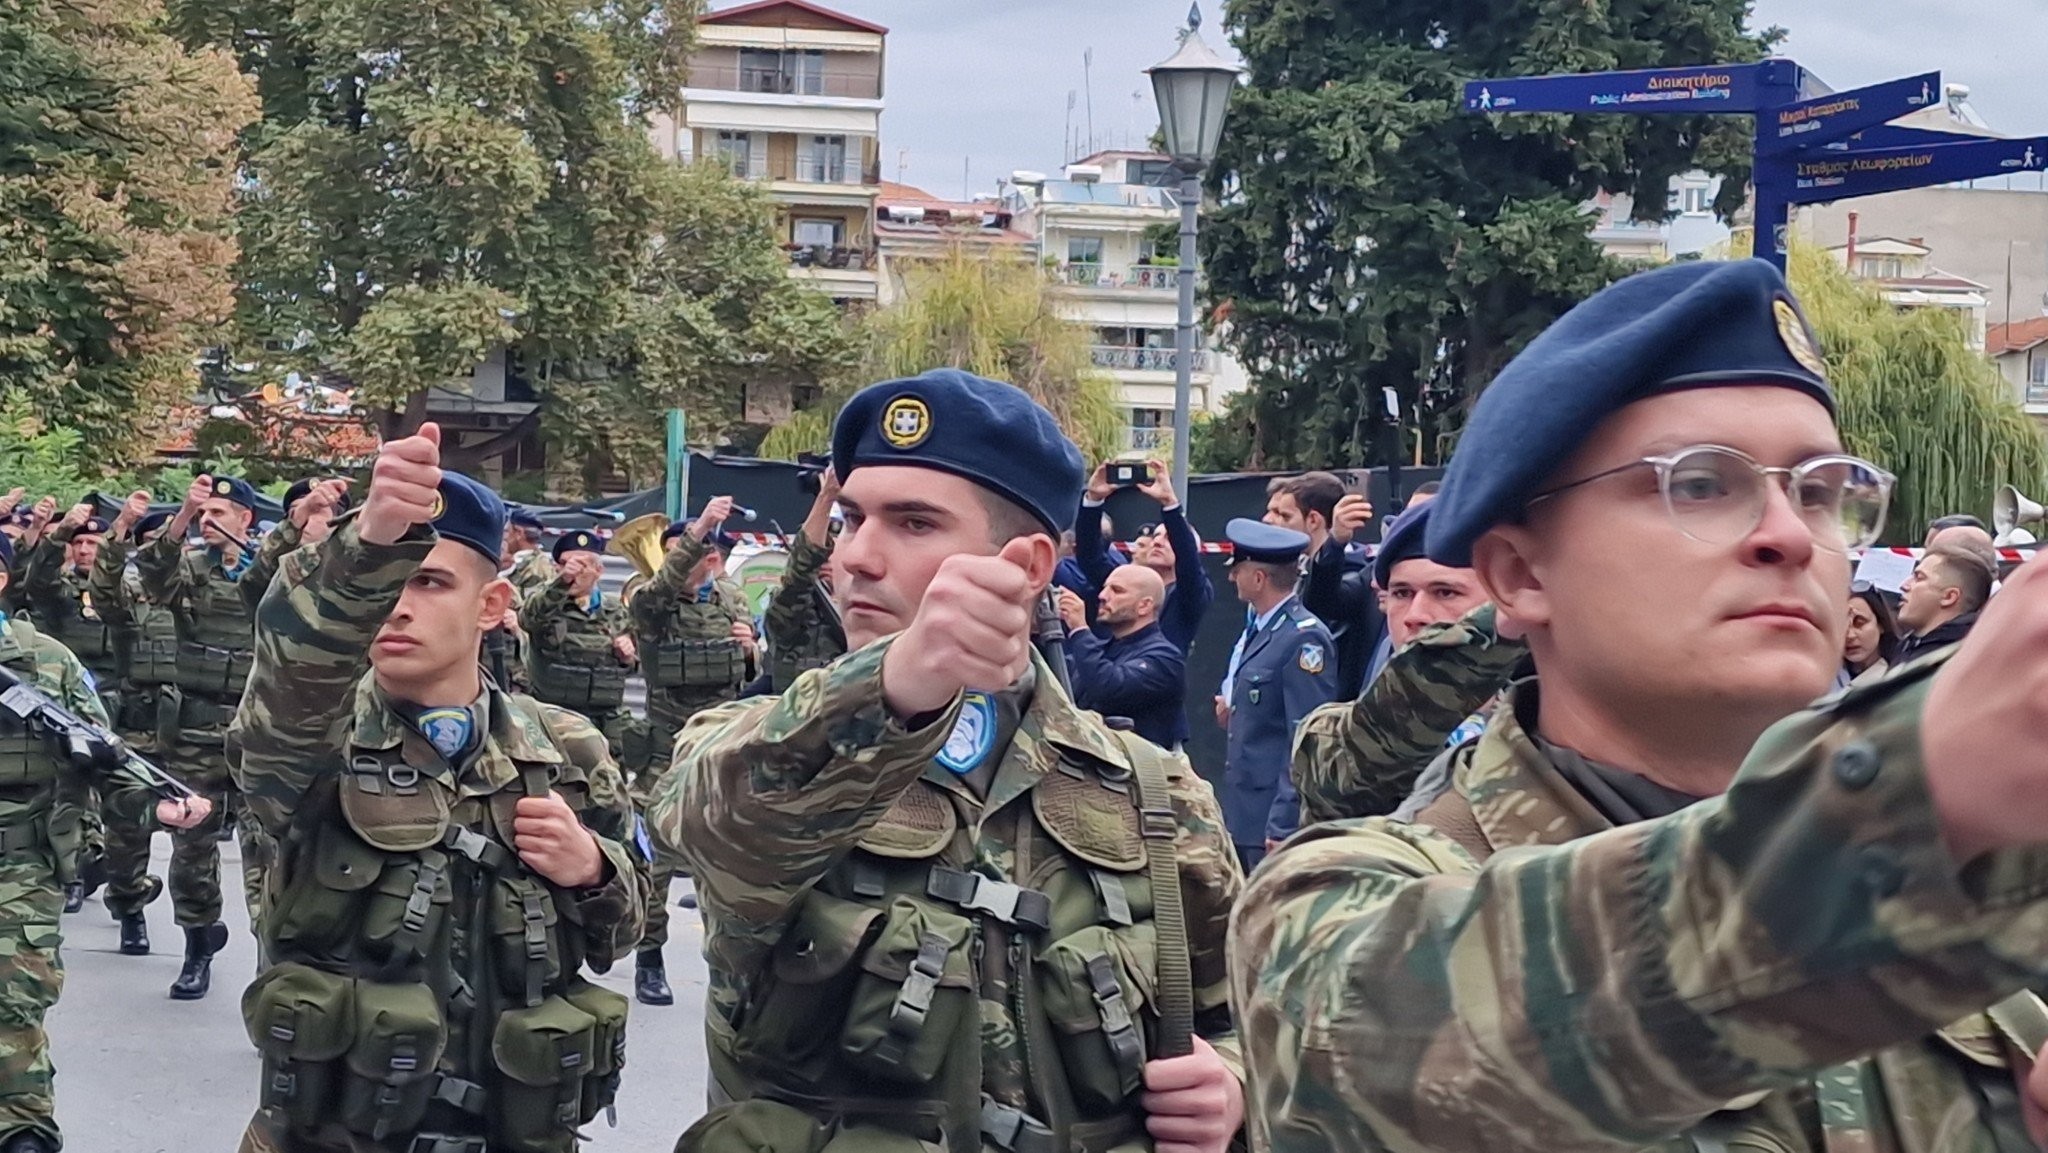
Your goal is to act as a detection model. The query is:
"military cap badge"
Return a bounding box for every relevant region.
[881,396,932,449]
[213,479,232,496]
[1773,297,1827,379]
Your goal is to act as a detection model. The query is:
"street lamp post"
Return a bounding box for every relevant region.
[1147,6,1239,499]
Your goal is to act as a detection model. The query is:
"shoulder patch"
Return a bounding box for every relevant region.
[1298,642,1326,675]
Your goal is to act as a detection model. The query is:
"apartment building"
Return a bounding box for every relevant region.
[648,0,887,305]
[1004,150,1248,451]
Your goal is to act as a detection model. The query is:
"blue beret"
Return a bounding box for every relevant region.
[551,529,603,561]
[206,476,259,510]
[77,516,110,538]
[431,472,505,566]
[832,368,1085,537]
[131,509,172,544]
[1427,259,1834,566]
[283,477,352,517]
[0,532,13,569]
[6,509,31,528]
[1373,502,1436,588]
[1224,517,1310,566]
[661,519,736,551]
[506,506,546,532]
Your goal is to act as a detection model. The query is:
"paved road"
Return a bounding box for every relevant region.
[47,838,712,1151]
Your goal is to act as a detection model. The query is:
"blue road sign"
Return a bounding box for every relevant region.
[1464,64,1765,115]
[1759,72,1940,155]
[1788,136,2048,204]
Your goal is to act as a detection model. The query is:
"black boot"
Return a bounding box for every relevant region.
[61,883,83,915]
[635,948,673,1006]
[169,922,228,1000]
[2,1131,55,1153]
[118,911,150,956]
[676,889,698,910]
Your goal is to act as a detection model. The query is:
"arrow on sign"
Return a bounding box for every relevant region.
[1462,63,1765,115]
[1787,136,2048,205]
[1759,71,1940,155]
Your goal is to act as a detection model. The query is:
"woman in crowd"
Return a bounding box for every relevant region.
[1840,580,1898,687]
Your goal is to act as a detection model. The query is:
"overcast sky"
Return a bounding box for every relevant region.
[838,0,2048,199]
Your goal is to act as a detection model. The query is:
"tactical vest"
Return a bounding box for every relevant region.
[639,595,745,693]
[693,733,1192,1153]
[0,624,85,883]
[40,574,116,672]
[527,609,628,713]
[127,601,180,689]
[174,556,257,700]
[246,713,629,1153]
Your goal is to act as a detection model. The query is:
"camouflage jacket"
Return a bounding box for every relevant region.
[630,534,751,723]
[237,519,301,614]
[763,530,845,691]
[231,521,647,965]
[1234,653,2048,1153]
[504,549,557,606]
[0,618,156,879]
[656,643,1245,1150]
[1290,604,1526,825]
[20,528,120,680]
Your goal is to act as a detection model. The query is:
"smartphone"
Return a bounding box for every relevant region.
[1107,461,1151,487]
[1339,471,1368,494]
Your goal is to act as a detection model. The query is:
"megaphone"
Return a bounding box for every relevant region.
[1992,484,2045,544]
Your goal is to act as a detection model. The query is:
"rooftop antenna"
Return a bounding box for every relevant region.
[1064,90,1077,162]
[896,147,908,184]
[1083,48,1095,157]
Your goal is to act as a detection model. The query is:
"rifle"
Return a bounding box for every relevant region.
[1032,590,1073,697]
[0,663,198,801]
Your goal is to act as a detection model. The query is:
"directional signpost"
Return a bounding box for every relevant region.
[1463,59,2048,271]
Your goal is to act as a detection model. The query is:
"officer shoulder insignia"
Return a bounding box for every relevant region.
[936,691,995,774]
[881,395,933,450]
[1773,296,1828,379]
[1298,642,1326,675]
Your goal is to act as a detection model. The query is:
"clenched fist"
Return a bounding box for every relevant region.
[1330,492,1375,545]
[358,424,444,547]
[691,495,736,539]
[513,791,604,888]
[881,538,1040,718]
[157,795,214,830]
[110,490,151,539]
[58,502,92,532]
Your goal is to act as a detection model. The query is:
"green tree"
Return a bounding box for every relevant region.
[759,248,1127,467]
[1787,245,2047,542]
[1205,0,1768,469]
[0,0,254,464]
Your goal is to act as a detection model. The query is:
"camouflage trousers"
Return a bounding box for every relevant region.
[0,855,64,1148]
[635,695,727,950]
[164,736,273,935]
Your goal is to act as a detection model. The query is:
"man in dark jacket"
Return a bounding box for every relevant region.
[1057,564,1188,748]
[1894,540,1991,663]
[1075,459,1214,652]
[1268,472,1386,698]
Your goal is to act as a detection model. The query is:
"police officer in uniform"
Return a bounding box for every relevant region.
[86,496,180,953]
[655,369,1247,1153]
[1217,519,1336,872]
[231,423,648,1153]
[137,472,273,999]
[518,528,635,755]
[1234,259,2048,1153]
[0,530,211,1153]
[626,498,754,1005]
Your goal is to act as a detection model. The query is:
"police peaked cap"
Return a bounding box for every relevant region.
[832,368,1086,538]
[1372,501,1435,589]
[431,472,506,567]
[1224,518,1310,566]
[551,530,604,561]
[1427,259,1835,566]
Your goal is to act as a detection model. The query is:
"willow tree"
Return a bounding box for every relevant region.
[1788,245,2047,542]
[760,248,1127,466]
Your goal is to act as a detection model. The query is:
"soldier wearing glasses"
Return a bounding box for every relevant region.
[1236,260,2048,1153]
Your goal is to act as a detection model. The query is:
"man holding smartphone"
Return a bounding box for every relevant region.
[1076,458,1215,656]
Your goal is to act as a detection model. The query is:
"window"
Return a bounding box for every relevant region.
[799,135,847,183]
[1681,185,1712,215]
[1860,257,1904,279]
[2032,355,2047,385]
[1067,237,1103,265]
[715,131,756,177]
[739,49,824,95]
[1129,159,1175,187]
[793,217,842,247]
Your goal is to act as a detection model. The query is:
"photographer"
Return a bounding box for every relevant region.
[1076,458,1215,652]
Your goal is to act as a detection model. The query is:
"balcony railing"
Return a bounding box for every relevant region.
[1055,262,1183,290]
[715,154,874,186]
[1091,345,1212,373]
[687,63,882,100]
[786,244,877,272]
[1127,427,1172,451]
[2027,380,2048,406]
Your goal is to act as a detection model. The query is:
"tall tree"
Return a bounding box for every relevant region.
[759,248,1127,467]
[170,0,842,477]
[0,0,253,463]
[1205,0,1768,468]
[1788,245,2047,542]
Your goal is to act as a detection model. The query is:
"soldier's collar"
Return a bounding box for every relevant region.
[1022,651,1138,774]
[483,686,567,765]
[1459,678,1611,850]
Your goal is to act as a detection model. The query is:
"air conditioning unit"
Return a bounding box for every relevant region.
[885,205,925,223]
[1010,170,1048,186]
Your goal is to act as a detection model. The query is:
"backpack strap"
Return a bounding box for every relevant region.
[1410,787,1493,864]
[1110,731,1193,1060]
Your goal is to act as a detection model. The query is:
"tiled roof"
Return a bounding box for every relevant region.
[1989,316,2048,357]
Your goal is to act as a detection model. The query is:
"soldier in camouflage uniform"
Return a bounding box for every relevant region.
[238,477,350,612]
[22,502,162,927]
[135,473,274,1000]
[0,498,55,621]
[655,370,1247,1153]
[763,471,846,693]
[625,499,754,1005]
[1236,259,2048,1153]
[500,506,556,605]
[0,530,212,1153]
[230,429,647,1153]
[518,529,635,751]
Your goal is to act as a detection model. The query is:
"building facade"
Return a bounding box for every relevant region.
[1003,151,1248,452]
[649,0,887,305]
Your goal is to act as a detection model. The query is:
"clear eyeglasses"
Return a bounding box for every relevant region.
[1527,444,1895,552]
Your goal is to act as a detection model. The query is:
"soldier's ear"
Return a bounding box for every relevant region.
[477,576,514,630]
[1471,526,1550,635]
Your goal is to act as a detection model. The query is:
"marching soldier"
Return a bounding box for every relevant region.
[1235,259,2048,1153]
[87,495,180,954]
[1,497,54,619]
[230,423,647,1153]
[501,506,556,604]
[518,529,636,752]
[762,470,846,693]
[0,530,212,1153]
[655,369,1247,1153]
[136,473,273,999]
[625,499,754,1005]
[239,476,350,610]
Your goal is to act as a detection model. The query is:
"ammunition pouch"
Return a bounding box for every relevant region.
[645,638,745,691]
[1038,923,1155,1113]
[155,688,232,748]
[0,727,60,790]
[244,962,449,1142]
[129,625,179,688]
[527,658,627,713]
[838,895,976,1086]
[175,640,256,698]
[489,978,629,1152]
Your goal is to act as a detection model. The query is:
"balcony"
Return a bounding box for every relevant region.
[1054,262,1183,291]
[687,63,882,100]
[1091,345,1212,373]
[717,154,878,188]
[785,244,877,271]
[1126,427,1172,451]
